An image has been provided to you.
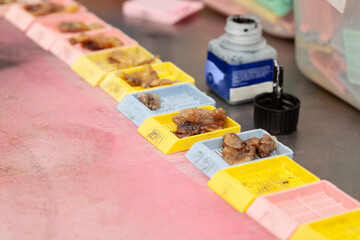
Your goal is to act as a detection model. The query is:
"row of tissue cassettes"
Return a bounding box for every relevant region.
[3,1,360,239]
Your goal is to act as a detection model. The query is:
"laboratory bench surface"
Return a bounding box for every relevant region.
[0,0,359,239]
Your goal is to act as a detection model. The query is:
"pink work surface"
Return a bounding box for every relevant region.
[0,20,274,240]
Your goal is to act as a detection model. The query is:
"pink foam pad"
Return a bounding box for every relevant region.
[122,0,204,25]
[26,11,111,50]
[4,0,85,31]
[298,0,341,43]
[0,19,275,239]
[246,181,360,240]
[50,27,138,65]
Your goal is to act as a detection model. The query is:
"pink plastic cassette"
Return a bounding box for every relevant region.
[246,181,360,240]
[50,27,138,65]
[122,0,204,25]
[4,0,85,31]
[26,11,111,50]
[0,3,14,17]
[0,0,42,17]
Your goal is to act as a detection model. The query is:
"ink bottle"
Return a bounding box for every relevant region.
[205,15,277,104]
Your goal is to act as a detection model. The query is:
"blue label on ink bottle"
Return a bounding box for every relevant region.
[205,51,274,102]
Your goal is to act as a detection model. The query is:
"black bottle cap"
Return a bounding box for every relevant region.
[254,60,300,135]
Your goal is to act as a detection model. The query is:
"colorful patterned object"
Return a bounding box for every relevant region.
[253,0,293,17]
